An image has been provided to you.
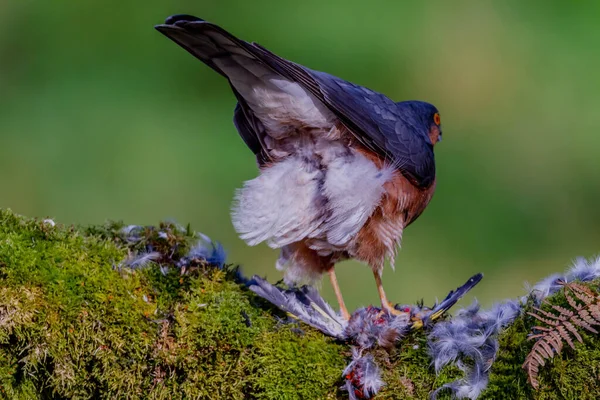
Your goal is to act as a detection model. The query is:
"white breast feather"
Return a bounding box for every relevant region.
[233,149,394,249]
[321,151,395,246]
[231,157,326,248]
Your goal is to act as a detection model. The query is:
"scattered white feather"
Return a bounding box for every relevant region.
[565,256,600,283]
[124,251,161,270]
[430,255,600,399]
[120,225,143,243]
[185,233,226,268]
[526,256,600,305]
[343,349,385,399]
[429,299,520,399]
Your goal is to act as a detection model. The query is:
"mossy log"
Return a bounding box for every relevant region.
[0,209,598,399]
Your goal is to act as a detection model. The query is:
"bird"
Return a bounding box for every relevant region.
[155,15,442,320]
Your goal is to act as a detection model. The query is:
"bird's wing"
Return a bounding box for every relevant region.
[248,44,435,187]
[232,91,270,164]
[156,15,435,187]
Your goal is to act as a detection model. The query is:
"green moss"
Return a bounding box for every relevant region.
[482,284,600,400]
[1,208,599,399]
[0,209,347,399]
[483,310,534,399]
[250,328,346,399]
[372,332,461,399]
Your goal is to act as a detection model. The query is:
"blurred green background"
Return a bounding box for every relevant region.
[1,1,599,310]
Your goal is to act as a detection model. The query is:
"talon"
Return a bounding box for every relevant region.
[410,317,425,330]
[382,301,409,317]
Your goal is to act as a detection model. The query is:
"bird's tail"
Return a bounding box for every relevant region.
[155,15,283,161]
[155,15,268,82]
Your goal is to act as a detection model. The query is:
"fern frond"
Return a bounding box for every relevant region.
[527,308,559,325]
[588,304,600,321]
[567,282,597,304]
[564,289,580,310]
[556,325,575,349]
[550,304,574,318]
[523,281,600,390]
[570,314,598,334]
[562,321,583,345]
[546,330,563,353]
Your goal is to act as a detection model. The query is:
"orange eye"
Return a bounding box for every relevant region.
[433,113,441,125]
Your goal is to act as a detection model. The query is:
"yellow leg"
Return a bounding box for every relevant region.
[328,268,351,320]
[373,270,405,316]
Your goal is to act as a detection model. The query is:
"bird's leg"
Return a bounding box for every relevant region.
[373,270,407,316]
[328,268,351,320]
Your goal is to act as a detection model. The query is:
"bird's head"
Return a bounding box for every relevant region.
[396,101,442,146]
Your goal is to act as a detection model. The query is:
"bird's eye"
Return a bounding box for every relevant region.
[433,113,441,125]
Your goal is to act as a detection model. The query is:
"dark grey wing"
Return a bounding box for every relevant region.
[245,44,435,187]
[232,90,270,164]
[156,16,434,186]
[311,71,435,187]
